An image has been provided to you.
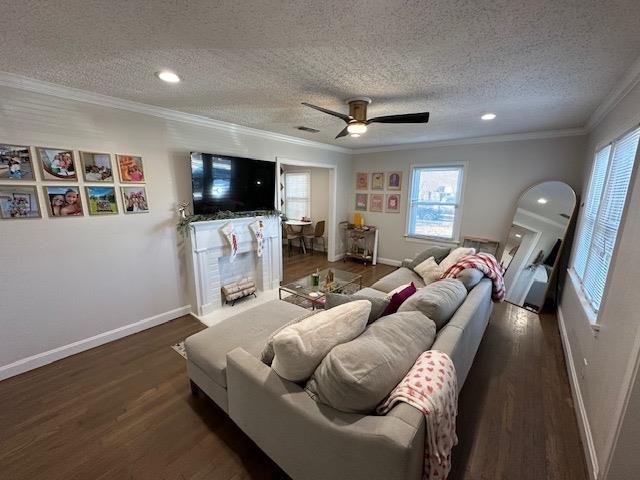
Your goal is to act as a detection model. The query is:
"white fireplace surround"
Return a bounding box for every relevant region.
[189,216,281,316]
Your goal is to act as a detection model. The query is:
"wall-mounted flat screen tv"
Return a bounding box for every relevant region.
[190,152,276,214]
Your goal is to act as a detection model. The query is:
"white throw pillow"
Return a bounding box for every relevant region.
[439,247,476,272]
[413,256,445,285]
[271,300,371,382]
[385,282,412,299]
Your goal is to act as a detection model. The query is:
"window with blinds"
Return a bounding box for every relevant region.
[572,126,640,313]
[284,172,311,221]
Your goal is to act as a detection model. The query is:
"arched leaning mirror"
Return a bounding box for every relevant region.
[500,181,576,312]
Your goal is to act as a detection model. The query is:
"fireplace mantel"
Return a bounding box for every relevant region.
[188,216,281,316]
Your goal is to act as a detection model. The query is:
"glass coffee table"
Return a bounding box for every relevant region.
[279,268,363,310]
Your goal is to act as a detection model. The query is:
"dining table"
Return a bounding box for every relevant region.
[285,219,312,254]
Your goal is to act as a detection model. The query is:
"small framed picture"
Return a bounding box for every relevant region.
[386,194,401,212]
[355,172,368,190]
[355,193,368,211]
[116,155,145,183]
[371,172,384,190]
[86,186,118,215]
[36,147,77,181]
[0,144,34,180]
[370,194,384,212]
[0,185,41,219]
[388,171,402,190]
[80,151,114,182]
[43,186,84,217]
[121,186,149,214]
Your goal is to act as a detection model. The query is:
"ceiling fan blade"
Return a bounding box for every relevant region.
[302,102,351,123]
[335,126,349,139]
[366,112,430,124]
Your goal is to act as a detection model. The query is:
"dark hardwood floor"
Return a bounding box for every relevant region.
[0,250,586,480]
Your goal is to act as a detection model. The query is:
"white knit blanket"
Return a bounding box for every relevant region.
[377,350,458,479]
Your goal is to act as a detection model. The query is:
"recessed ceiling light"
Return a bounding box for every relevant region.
[157,70,181,83]
[515,233,522,238]
[537,198,548,204]
[481,113,496,121]
[350,133,361,138]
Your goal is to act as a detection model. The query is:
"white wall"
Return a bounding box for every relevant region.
[0,84,351,379]
[351,136,586,262]
[559,79,640,479]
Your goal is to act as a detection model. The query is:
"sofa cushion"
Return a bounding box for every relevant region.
[456,268,484,291]
[382,282,417,316]
[398,278,467,330]
[354,287,388,300]
[370,267,425,293]
[325,293,389,324]
[185,300,308,388]
[305,311,437,414]
[413,256,445,286]
[406,245,451,269]
[439,247,476,272]
[271,300,371,382]
[260,311,314,366]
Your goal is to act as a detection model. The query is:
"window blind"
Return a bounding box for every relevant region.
[284,172,310,221]
[573,127,640,312]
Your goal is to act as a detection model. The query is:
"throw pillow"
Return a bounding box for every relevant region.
[407,246,451,269]
[382,282,417,316]
[398,278,467,330]
[456,268,484,291]
[260,311,313,366]
[305,311,437,414]
[325,293,389,325]
[271,300,371,382]
[413,256,445,286]
[439,247,476,272]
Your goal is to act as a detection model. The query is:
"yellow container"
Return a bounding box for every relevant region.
[353,212,363,227]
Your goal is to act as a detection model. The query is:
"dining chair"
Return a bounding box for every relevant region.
[284,224,304,256]
[303,220,326,255]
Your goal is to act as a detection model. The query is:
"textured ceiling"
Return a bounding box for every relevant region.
[1,0,639,148]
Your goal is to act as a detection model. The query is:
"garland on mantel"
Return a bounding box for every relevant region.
[177,210,280,236]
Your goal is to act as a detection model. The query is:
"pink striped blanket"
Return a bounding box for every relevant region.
[441,252,505,302]
[377,351,458,480]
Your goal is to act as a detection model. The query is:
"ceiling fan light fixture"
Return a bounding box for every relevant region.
[347,122,367,134]
[350,133,361,138]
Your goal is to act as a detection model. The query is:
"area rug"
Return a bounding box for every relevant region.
[171,341,186,359]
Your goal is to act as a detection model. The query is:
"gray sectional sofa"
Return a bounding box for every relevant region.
[185,266,493,480]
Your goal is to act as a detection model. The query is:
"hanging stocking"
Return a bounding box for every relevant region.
[220,222,238,262]
[249,218,265,257]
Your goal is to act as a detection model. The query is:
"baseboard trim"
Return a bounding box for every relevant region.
[0,305,191,381]
[557,306,599,480]
[378,257,402,267]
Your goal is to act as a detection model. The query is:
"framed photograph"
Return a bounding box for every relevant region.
[371,172,384,190]
[86,186,118,215]
[36,147,77,181]
[355,172,368,190]
[116,155,145,183]
[121,186,149,214]
[80,151,114,182]
[387,171,402,190]
[355,193,368,211]
[386,194,401,213]
[43,186,84,217]
[370,194,384,212]
[0,185,41,219]
[0,144,34,180]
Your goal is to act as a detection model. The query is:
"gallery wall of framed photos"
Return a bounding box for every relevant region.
[354,171,402,215]
[0,144,149,220]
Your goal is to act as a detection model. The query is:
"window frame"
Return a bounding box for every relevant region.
[283,171,311,220]
[570,124,640,323]
[405,163,466,243]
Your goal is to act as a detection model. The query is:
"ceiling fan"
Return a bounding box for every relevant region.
[301,97,429,139]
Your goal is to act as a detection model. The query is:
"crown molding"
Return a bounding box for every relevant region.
[351,128,588,154]
[586,56,640,131]
[0,71,351,154]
